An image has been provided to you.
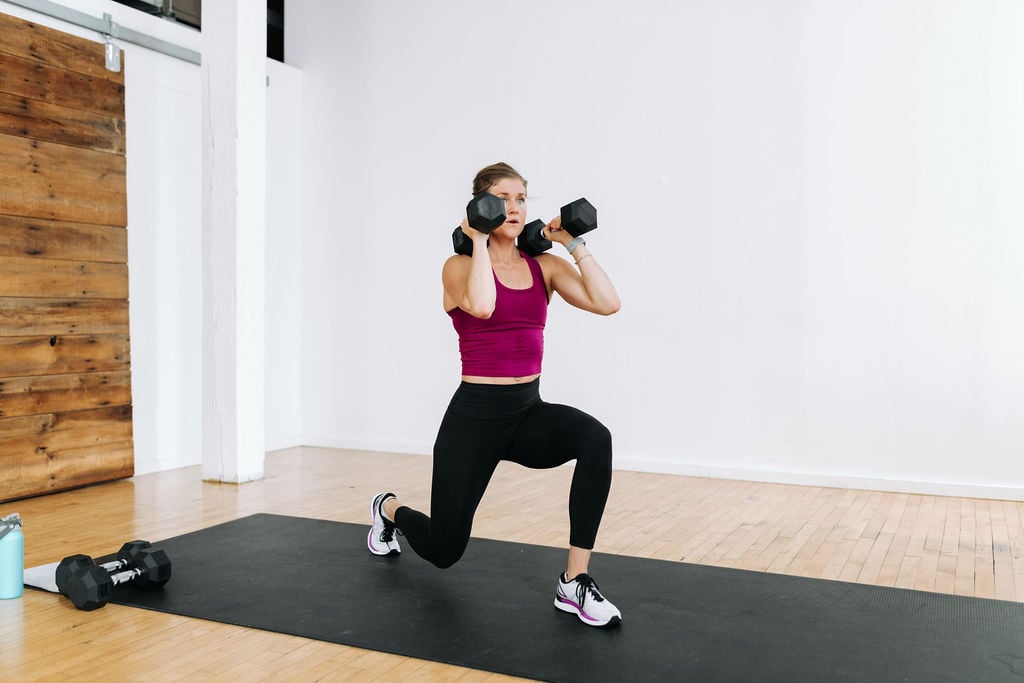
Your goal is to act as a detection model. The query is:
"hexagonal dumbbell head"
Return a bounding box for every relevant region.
[466,192,506,234]
[117,540,152,565]
[132,547,172,589]
[67,565,114,610]
[560,198,598,238]
[452,226,473,256]
[55,554,95,595]
[517,220,551,257]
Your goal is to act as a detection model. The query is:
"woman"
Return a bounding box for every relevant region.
[368,162,623,627]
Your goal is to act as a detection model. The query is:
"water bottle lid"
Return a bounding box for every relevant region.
[0,513,22,540]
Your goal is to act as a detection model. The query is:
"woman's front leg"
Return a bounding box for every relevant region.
[567,545,592,580]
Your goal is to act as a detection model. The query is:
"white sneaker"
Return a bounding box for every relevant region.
[554,572,622,627]
[367,492,401,556]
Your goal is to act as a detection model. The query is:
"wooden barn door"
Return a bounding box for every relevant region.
[0,12,133,501]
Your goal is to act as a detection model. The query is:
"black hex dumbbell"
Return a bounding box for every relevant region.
[55,540,152,594]
[516,198,599,257]
[59,541,172,611]
[516,220,551,257]
[452,192,507,256]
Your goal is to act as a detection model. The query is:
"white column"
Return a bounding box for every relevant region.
[200,1,267,483]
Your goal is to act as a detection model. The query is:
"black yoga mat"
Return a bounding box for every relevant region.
[106,513,1024,682]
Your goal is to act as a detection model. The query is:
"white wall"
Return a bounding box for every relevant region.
[265,59,304,451]
[287,1,1024,498]
[8,0,1021,500]
[123,37,203,475]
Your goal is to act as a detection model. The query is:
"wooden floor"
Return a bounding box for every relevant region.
[2,447,1023,681]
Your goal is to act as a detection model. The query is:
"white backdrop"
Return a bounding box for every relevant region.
[288,0,1024,498]
[5,0,1021,499]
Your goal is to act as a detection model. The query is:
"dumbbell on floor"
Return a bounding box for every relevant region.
[452,192,506,256]
[58,540,172,611]
[56,540,152,594]
[517,198,599,257]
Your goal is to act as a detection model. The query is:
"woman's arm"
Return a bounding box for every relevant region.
[539,219,621,316]
[442,221,496,318]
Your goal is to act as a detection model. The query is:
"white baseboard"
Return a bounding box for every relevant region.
[614,455,1024,502]
[133,450,201,476]
[299,435,432,457]
[295,438,1024,502]
[266,434,305,454]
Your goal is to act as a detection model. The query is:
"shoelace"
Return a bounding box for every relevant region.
[377,498,403,542]
[572,574,606,607]
[378,521,402,543]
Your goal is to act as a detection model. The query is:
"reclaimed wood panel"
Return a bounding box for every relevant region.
[0,404,133,460]
[0,298,129,336]
[0,11,124,83]
[0,131,127,184]
[0,51,124,118]
[0,134,127,226]
[0,335,130,378]
[0,370,132,418]
[0,214,126,262]
[0,255,128,298]
[0,91,124,154]
[0,438,134,501]
[0,11,132,502]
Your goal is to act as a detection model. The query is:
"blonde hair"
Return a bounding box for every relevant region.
[472,162,527,195]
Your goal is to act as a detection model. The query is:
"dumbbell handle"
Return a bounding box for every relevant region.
[96,558,131,574]
[65,567,148,611]
[56,554,137,595]
[108,566,150,587]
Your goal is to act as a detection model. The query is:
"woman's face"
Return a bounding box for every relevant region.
[488,177,528,238]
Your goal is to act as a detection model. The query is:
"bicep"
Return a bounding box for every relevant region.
[540,255,591,311]
[443,255,496,318]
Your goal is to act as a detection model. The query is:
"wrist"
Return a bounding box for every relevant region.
[566,236,587,254]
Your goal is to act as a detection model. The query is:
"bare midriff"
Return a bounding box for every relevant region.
[461,373,541,385]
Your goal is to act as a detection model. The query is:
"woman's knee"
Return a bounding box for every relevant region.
[430,539,468,569]
[578,420,613,466]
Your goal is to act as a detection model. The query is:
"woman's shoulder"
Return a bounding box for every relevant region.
[532,251,570,274]
[443,253,472,274]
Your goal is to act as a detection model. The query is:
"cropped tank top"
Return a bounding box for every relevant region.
[448,253,548,377]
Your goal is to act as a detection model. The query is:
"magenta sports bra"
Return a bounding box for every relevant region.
[448,254,549,377]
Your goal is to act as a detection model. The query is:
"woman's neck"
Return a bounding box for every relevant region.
[487,239,521,266]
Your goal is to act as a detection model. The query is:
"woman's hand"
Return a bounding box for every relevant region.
[461,217,490,245]
[538,215,620,316]
[542,216,574,248]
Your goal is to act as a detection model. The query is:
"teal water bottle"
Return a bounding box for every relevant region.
[0,513,24,599]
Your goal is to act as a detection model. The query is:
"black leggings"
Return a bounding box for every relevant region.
[394,379,613,569]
